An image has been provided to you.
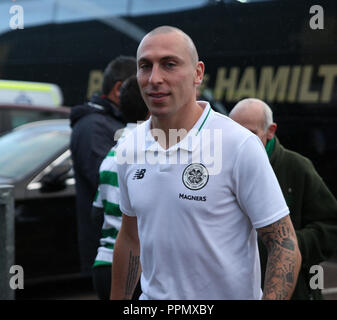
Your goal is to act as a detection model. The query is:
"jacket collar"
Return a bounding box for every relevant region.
[269,136,284,169]
[89,95,125,123]
[70,95,126,128]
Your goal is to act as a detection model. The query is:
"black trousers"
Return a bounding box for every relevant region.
[92,265,142,300]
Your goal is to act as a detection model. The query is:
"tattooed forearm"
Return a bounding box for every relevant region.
[257,215,302,300]
[124,250,140,299]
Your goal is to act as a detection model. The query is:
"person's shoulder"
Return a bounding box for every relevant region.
[70,103,91,127]
[282,145,312,165]
[100,149,118,173]
[71,107,102,127]
[280,144,315,172]
[116,119,148,152]
[117,122,140,140]
[83,111,125,139]
[126,119,147,139]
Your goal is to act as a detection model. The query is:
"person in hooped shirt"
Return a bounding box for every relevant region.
[92,76,149,300]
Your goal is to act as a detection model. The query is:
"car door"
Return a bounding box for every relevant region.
[15,150,81,281]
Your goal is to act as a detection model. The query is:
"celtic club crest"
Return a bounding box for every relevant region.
[182,163,209,190]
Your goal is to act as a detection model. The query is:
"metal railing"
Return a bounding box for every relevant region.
[0,185,15,300]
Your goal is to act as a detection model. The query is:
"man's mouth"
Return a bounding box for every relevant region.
[147,92,171,103]
[148,92,170,98]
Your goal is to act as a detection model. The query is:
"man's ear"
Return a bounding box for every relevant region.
[113,80,123,100]
[194,61,205,86]
[108,81,123,105]
[267,123,277,140]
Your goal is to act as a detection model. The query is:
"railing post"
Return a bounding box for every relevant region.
[0,185,15,300]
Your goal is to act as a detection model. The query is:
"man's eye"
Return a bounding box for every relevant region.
[165,62,176,69]
[139,64,150,70]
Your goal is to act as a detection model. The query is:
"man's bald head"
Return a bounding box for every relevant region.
[137,26,199,65]
[229,98,277,146]
[230,98,273,131]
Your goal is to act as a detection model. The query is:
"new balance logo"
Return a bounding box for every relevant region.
[133,169,146,180]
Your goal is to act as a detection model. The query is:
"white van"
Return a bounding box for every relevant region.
[0,80,63,107]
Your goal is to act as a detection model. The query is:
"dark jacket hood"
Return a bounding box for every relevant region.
[70,95,125,128]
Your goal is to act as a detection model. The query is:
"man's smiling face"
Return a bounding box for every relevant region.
[136,31,202,119]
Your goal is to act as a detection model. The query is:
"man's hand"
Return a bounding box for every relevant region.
[257,215,302,299]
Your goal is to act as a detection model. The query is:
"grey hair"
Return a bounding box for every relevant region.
[229,98,274,132]
[261,102,274,131]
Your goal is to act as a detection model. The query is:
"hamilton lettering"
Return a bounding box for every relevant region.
[179,193,206,201]
[213,64,337,103]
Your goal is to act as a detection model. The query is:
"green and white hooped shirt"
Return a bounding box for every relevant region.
[93,123,137,268]
[92,148,121,267]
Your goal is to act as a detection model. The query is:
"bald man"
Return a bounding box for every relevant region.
[230,98,337,300]
[110,27,301,300]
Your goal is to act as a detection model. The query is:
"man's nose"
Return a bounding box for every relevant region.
[149,64,163,85]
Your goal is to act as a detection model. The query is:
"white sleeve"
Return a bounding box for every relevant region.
[117,162,136,217]
[232,135,289,229]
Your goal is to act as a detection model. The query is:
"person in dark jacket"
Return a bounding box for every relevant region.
[229,98,337,300]
[70,56,136,276]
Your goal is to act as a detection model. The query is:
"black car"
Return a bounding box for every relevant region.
[0,119,81,282]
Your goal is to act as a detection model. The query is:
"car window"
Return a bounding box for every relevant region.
[0,126,69,179]
[2,109,68,130]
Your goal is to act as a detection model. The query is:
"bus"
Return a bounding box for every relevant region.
[0,0,336,193]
